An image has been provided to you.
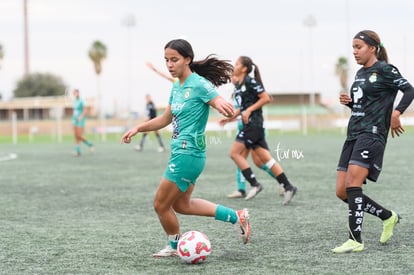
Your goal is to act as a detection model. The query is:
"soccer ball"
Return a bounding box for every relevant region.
[177,230,212,264]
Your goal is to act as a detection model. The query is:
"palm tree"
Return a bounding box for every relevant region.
[335,56,349,94]
[88,40,107,141]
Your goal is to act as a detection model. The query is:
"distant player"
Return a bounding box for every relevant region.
[121,39,251,257]
[227,56,298,205]
[135,94,166,152]
[72,89,94,156]
[332,30,414,253]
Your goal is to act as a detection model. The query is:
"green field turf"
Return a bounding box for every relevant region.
[0,130,413,274]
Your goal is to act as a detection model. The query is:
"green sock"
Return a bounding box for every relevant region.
[236,168,246,192]
[84,140,93,147]
[168,234,180,249]
[261,164,276,179]
[215,205,238,224]
[75,145,81,154]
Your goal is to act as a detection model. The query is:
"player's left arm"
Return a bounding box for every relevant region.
[390,72,414,138]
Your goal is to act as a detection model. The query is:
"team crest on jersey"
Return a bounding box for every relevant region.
[241,85,246,92]
[184,89,191,98]
[369,73,377,83]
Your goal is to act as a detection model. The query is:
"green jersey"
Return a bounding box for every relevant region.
[168,73,218,156]
[72,97,85,127]
[72,98,84,119]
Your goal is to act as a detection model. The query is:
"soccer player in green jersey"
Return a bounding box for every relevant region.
[121,39,251,257]
[72,89,94,156]
[332,30,414,253]
[227,56,298,205]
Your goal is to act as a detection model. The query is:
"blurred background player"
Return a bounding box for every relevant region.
[227,56,297,205]
[220,75,284,198]
[72,89,94,156]
[146,61,176,82]
[135,94,166,152]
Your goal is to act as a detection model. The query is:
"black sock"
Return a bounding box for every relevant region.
[276,173,293,191]
[363,194,392,221]
[140,134,147,147]
[156,134,164,147]
[346,187,364,243]
[241,168,259,187]
[238,189,246,195]
[342,195,392,221]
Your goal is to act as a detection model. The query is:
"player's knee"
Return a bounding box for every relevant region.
[153,198,166,214]
[335,189,347,201]
[264,158,276,170]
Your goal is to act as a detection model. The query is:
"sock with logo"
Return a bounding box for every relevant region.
[342,195,392,221]
[241,168,260,187]
[362,194,392,221]
[346,187,364,243]
[276,172,293,191]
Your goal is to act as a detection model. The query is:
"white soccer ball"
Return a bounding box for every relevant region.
[177,230,212,264]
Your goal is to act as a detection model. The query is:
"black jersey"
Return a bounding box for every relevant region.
[347,61,413,144]
[146,101,157,119]
[234,75,265,128]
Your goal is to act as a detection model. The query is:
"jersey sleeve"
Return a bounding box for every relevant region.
[384,64,414,114]
[248,77,265,94]
[199,77,218,103]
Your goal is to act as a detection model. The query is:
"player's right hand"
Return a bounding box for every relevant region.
[339,93,352,105]
[120,129,137,144]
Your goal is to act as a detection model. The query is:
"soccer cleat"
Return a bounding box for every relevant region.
[245,184,264,200]
[89,146,95,154]
[236,208,251,244]
[73,152,81,157]
[227,190,246,198]
[158,147,165,153]
[332,239,364,253]
[283,186,297,205]
[380,211,401,244]
[278,186,285,196]
[152,245,178,257]
[134,145,142,152]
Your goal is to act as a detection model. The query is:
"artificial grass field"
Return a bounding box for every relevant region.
[0,129,413,274]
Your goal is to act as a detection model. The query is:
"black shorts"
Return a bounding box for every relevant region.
[336,135,385,182]
[235,126,269,150]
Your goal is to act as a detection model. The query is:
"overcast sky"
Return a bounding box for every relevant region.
[1,0,413,115]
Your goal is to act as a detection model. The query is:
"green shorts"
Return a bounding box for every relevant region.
[72,117,85,128]
[163,153,206,192]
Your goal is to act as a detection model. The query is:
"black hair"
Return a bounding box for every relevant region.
[164,39,233,86]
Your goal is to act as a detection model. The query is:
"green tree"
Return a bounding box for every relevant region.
[13,73,66,97]
[335,56,349,94]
